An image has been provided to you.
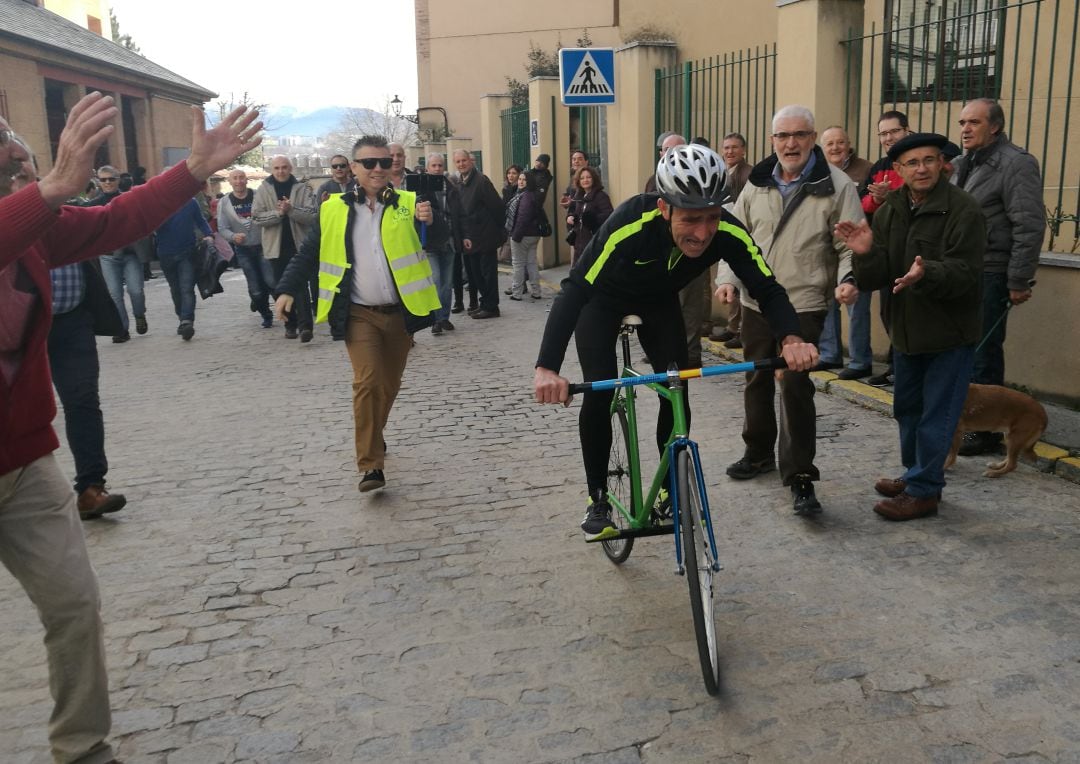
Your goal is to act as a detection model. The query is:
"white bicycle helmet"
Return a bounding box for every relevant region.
[654,143,728,208]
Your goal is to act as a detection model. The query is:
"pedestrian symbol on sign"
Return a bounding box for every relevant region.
[566,52,612,96]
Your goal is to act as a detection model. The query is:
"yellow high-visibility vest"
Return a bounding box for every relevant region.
[316,190,440,323]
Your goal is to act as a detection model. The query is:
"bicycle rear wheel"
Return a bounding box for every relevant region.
[677,448,720,695]
[603,408,634,564]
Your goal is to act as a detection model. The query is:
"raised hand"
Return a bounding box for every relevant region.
[36,92,120,209]
[186,105,262,182]
[834,220,873,255]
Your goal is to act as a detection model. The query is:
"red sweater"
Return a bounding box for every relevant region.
[0,164,202,476]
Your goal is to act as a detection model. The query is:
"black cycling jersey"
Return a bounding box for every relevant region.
[535,193,802,373]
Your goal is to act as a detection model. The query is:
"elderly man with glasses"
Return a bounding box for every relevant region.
[715,104,864,516]
[836,133,985,521]
[1,92,260,764]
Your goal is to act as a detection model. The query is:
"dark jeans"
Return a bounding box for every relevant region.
[575,295,689,496]
[893,345,975,498]
[271,253,313,331]
[471,248,500,311]
[234,244,275,315]
[47,307,108,493]
[159,248,198,322]
[973,271,1009,387]
[740,307,825,485]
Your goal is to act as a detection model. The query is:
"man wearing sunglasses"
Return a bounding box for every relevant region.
[318,154,355,200]
[274,136,446,493]
[715,104,864,517]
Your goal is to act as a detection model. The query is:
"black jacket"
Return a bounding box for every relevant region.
[452,170,506,252]
[277,189,448,339]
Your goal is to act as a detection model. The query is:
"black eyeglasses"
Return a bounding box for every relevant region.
[98,177,118,182]
[330,163,349,170]
[352,157,393,170]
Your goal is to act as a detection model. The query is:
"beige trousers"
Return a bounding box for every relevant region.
[0,454,114,764]
[345,304,413,472]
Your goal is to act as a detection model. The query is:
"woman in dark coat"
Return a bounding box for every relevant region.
[508,172,544,300]
[565,166,614,267]
[498,165,522,264]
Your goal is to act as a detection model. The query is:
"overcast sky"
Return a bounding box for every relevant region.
[108,0,419,114]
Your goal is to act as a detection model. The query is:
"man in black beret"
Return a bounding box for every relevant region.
[834,132,985,521]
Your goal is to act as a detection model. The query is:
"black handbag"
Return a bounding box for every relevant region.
[565,229,577,246]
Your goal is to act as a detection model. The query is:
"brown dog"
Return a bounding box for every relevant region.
[945,383,1048,477]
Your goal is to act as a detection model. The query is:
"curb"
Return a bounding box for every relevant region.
[702,336,1080,487]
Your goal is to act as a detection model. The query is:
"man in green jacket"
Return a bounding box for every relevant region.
[835,133,985,521]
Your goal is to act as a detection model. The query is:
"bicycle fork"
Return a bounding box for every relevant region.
[668,440,723,577]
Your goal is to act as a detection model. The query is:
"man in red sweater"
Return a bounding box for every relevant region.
[0,92,260,764]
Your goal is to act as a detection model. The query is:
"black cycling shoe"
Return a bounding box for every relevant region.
[581,500,617,541]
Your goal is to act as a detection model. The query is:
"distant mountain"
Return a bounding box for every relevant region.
[262,105,379,140]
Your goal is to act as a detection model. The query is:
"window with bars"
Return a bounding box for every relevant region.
[884,0,1006,102]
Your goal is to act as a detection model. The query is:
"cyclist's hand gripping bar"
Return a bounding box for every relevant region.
[568,357,788,395]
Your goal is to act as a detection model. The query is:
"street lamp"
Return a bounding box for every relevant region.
[390,94,404,118]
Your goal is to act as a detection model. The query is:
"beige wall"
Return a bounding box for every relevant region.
[416,0,621,142]
[618,0,777,58]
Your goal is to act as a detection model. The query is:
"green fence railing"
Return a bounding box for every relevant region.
[571,106,603,174]
[843,0,1080,251]
[500,103,530,171]
[654,43,777,165]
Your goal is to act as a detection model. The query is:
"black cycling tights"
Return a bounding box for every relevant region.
[574,297,690,497]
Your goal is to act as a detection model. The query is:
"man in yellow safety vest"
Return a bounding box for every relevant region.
[275,135,446,492]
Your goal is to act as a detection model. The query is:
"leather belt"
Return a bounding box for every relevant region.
[358,303,399,314]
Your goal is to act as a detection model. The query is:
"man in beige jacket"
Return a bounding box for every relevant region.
[716,105,865,516]
[254,155,317,341]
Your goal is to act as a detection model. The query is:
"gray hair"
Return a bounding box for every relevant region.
[97,164,119,176]
[970,97,1006,133]
[452,149,472,160]
[426,152,445,164]
[772,105,815,132]
[269,154,292,167]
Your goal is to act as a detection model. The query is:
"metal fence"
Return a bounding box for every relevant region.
[500,103,530,171]
[843,0,1080,251]
[654,43,777,164]
[571,106,603,173]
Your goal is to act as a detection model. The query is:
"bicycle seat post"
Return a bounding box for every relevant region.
[620,315,642,371]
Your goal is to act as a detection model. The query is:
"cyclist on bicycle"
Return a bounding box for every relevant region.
[533,144,818,539]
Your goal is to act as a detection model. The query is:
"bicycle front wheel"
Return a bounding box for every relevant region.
[677,448,720,695]
[603,407,634,564]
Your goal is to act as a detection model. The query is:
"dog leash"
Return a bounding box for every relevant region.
[973,298,1012,355]
[973,279,1036,355]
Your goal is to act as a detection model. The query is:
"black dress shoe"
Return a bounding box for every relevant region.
[358,469,386,492]
[836,367,871,381]
[471,309,500,319]
[958,431,1004,456]
[451,304,465,314]
[441,319,455,331]
[790,474,822,515]
[112,331,130,343]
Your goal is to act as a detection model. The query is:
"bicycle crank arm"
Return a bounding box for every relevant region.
[583,525,676,543]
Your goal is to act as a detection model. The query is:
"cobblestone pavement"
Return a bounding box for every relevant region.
[3,268,1080,763]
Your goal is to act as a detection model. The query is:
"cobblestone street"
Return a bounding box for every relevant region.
[3,268,1080,763]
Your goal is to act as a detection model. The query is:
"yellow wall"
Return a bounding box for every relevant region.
[42,0,110,34]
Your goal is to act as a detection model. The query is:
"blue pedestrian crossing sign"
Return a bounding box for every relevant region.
[559,48,615,105]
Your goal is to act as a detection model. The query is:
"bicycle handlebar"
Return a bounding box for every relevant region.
[568,357,788,395]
